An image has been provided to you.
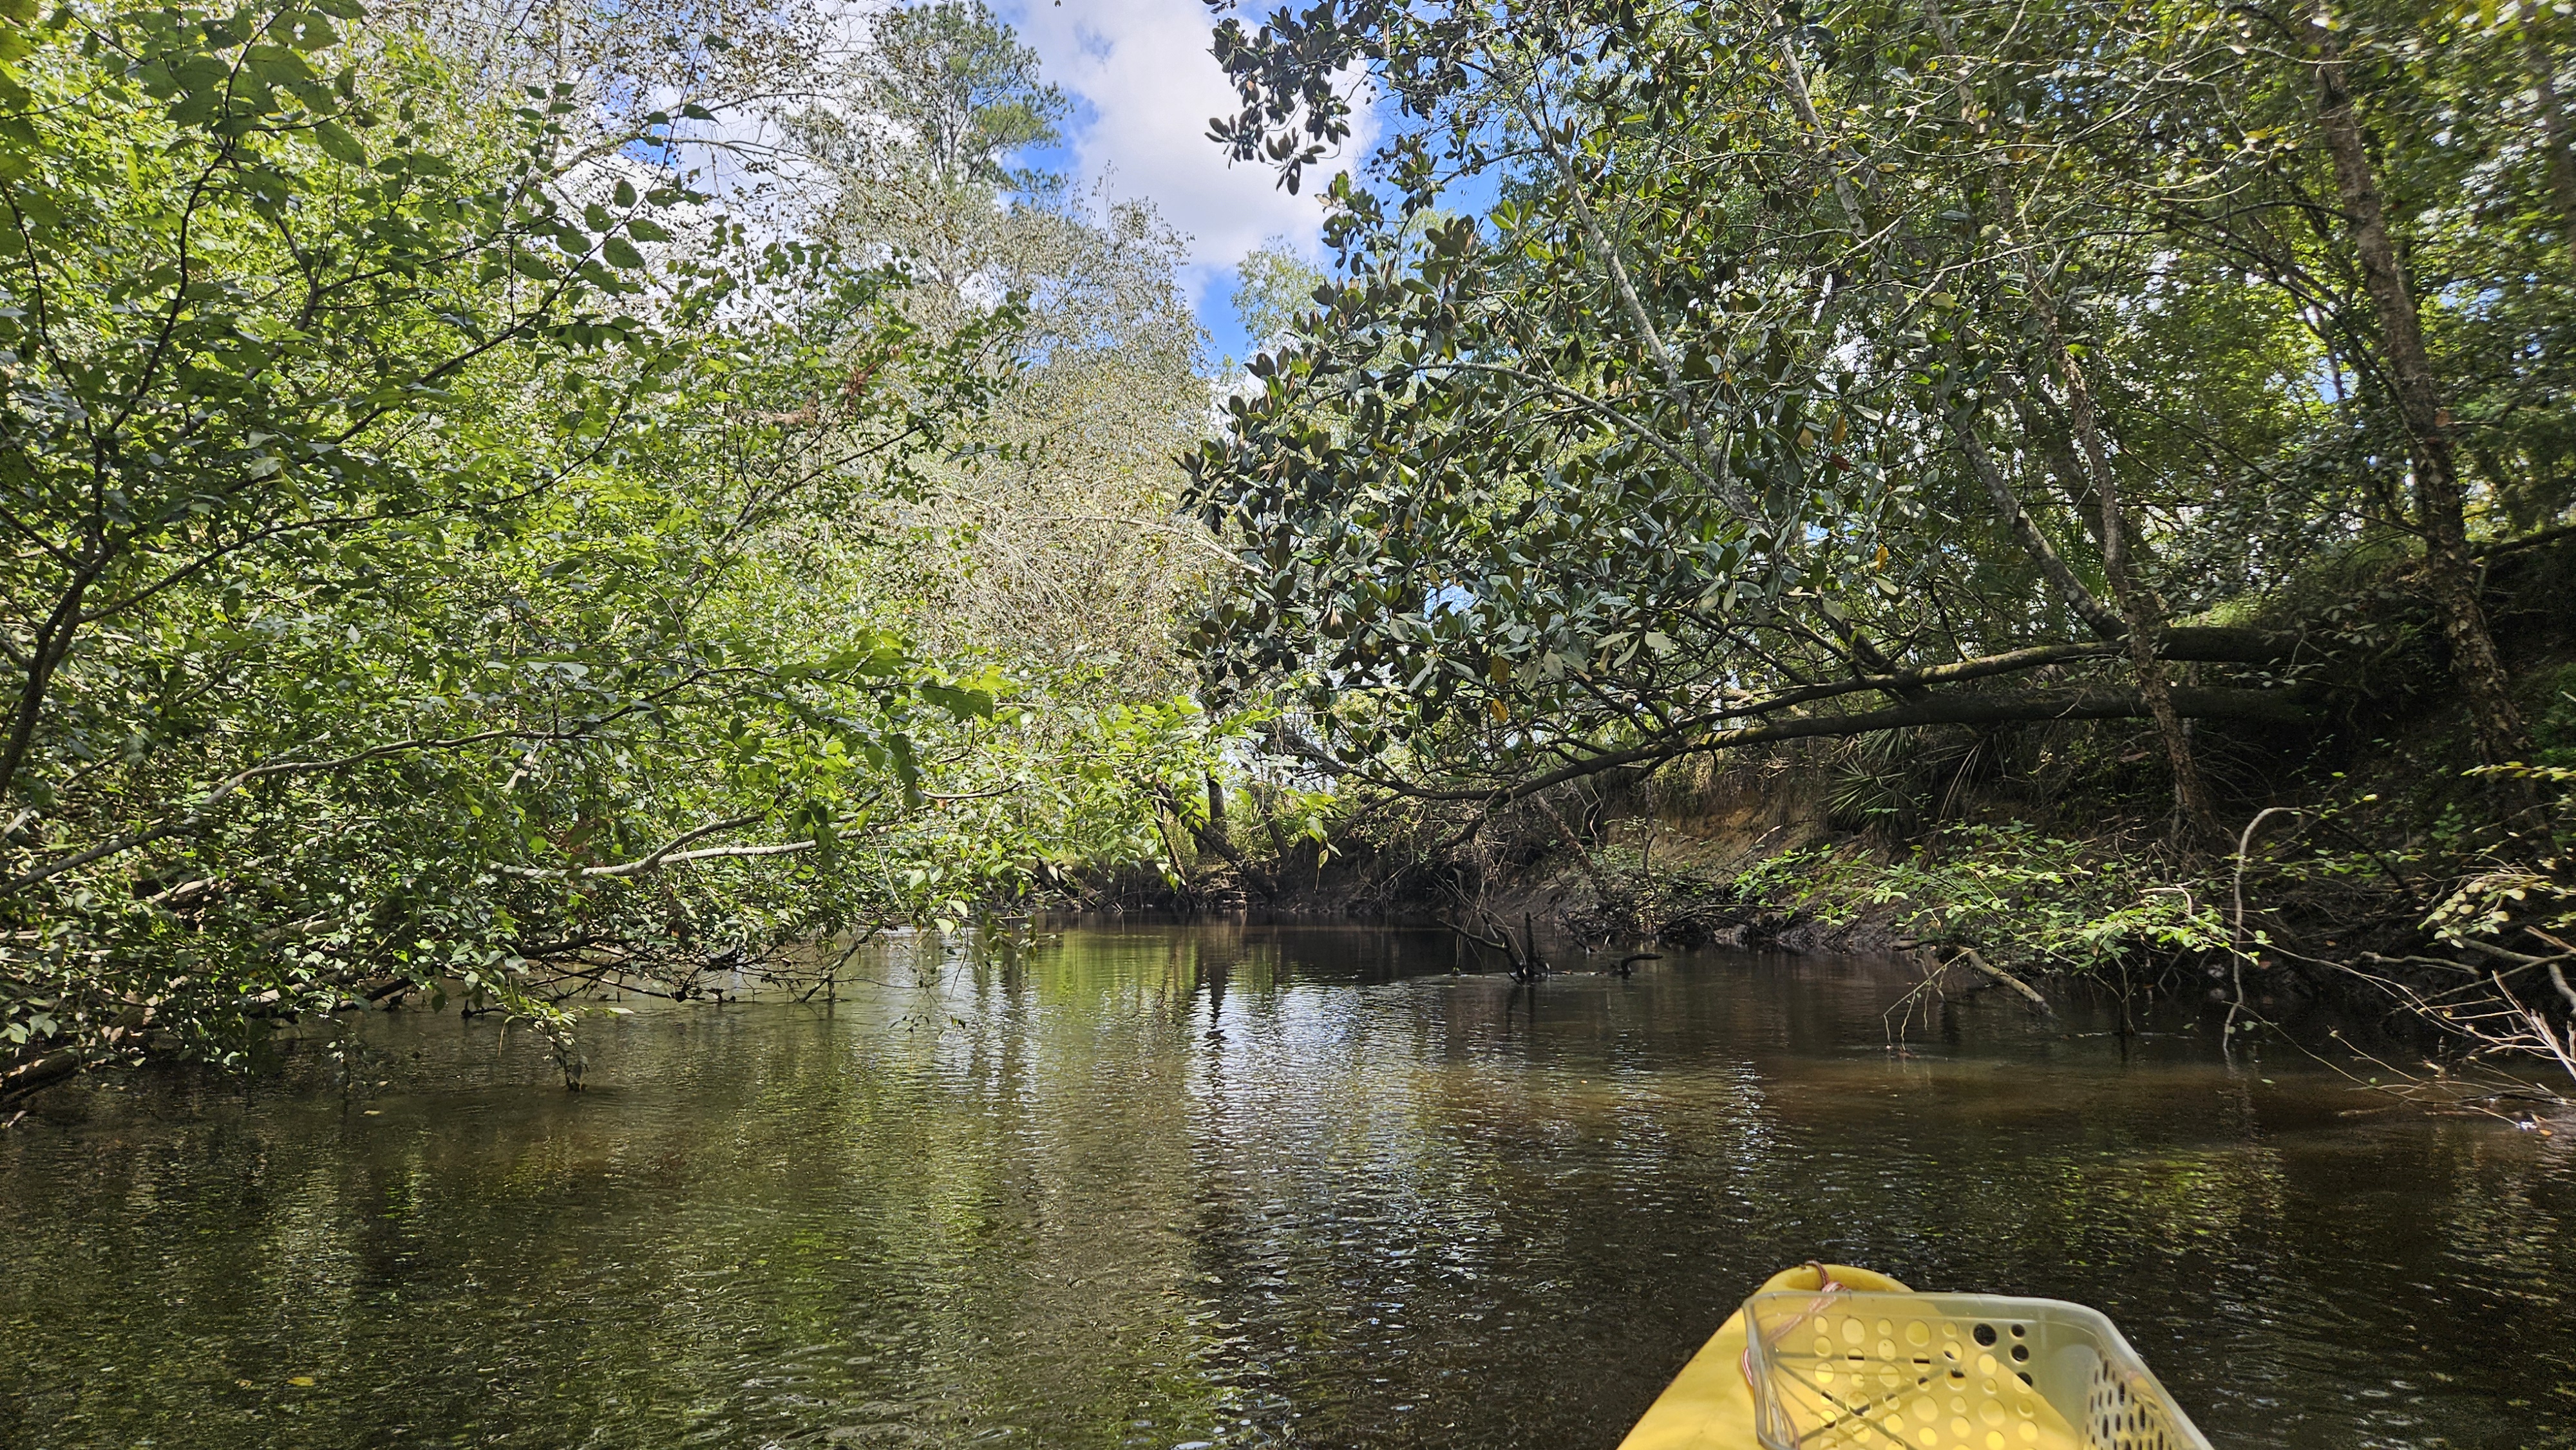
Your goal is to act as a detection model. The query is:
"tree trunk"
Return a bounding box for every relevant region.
[0,574,93,804]
[2027,281,2220,838]
[2009,393,2110,549]
[1935,356,2128,645]
[1422,683,2313,809]
[1913,0,2208,836]
[2311,15,2528,767]
[2524,0,2576,247]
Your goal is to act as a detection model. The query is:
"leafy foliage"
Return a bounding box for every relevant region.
[1186,0,2569,822]
[0,0,1227,1089]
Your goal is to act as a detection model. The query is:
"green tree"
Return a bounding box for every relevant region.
[1188,0,2321,833]
[791,1,1223,704]
[1186,0,2567,837]
[0,0,1221,1097]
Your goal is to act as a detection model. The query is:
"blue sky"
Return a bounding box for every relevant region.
[991,0,1371,365]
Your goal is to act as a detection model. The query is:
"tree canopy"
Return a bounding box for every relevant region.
[4,0,2571,1095]
[0,0,1231,1090]
[1187,0,2570,832]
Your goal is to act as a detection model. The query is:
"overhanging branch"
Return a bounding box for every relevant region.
[1401,684,2311,805]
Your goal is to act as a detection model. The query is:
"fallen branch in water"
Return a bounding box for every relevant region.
[1435,910,1547,979]
[0,1048,82,1104]
[1949,948,2055,1016]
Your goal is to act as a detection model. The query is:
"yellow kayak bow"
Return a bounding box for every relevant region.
[1620,1265,1913,1450]
[1619,1265,2212,1450]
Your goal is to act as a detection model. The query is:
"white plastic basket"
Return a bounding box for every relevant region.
[1741,1290,2214,1450]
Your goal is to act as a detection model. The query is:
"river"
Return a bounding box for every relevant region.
[3,923,2570,1448]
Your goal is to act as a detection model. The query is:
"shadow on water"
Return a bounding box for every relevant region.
[3,920,2573,1448]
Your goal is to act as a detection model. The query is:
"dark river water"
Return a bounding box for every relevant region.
[3,923,2572,1449]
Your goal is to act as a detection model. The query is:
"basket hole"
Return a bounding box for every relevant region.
[1973,1323,1998,1347]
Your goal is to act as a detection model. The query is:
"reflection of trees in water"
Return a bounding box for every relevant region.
[5,925,2574,1445]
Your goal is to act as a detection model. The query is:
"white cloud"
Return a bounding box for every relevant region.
[1001,0,1370,310]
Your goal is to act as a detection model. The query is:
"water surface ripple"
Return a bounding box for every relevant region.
[4,923,2571,1448]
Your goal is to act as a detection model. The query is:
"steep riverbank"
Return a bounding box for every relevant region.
[1110,535,2576,1065]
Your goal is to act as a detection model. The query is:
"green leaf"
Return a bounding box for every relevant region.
[311,119,366,165]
